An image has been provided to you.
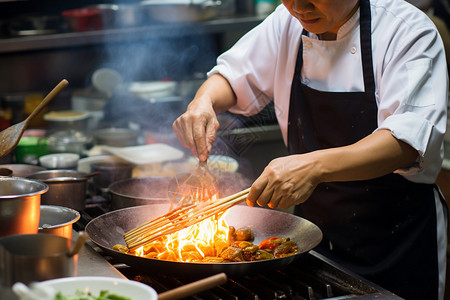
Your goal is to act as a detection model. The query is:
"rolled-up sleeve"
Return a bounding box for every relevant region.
[375,24,448,183]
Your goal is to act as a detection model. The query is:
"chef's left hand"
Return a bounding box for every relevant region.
[246,130,420,210]
[247,153,322,210]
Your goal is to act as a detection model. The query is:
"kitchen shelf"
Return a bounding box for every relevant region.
[0,16,264,54]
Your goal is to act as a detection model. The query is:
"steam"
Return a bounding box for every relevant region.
[90,5,255,195]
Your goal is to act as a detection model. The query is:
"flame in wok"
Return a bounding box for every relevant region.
[133,194,231,262]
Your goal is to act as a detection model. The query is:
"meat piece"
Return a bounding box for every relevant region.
[234,227,254,241]
[220,246,245,262]
[273,240,298,258]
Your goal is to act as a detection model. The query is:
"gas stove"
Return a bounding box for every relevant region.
[76,202,403,300]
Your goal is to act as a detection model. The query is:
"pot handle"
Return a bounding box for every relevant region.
[158,273,227,300]
[84,171,101,179]
[68,231,87,257]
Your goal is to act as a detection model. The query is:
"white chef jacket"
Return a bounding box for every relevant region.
[208,0,448,185]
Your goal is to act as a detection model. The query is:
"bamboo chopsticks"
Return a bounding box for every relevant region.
[123,188,250,251]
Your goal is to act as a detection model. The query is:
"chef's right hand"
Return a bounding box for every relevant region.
[172,95,220,162]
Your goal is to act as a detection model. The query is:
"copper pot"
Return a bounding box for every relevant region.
[0,177,48,237]
[39,205,80,240]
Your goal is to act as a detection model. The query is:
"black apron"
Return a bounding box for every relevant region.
[287,0,441,298]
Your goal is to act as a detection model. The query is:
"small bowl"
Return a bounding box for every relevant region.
[39,205,80,240]
[39,153,80,169]
[38,276,158,300]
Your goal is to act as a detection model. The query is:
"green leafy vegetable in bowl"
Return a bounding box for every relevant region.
[54,289,132,300]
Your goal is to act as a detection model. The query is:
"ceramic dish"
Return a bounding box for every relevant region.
[101,143,184,165]
[128,80,177,99]
[77,154,128,173]
[38,276,157,300]
[39,153,80,169]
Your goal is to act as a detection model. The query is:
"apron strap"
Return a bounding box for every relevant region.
[359,0,376,93]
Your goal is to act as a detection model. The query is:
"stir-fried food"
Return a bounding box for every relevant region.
[113,225,298,263]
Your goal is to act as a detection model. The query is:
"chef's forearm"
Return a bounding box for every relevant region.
[192,74,237,114]
[315,129,419,183]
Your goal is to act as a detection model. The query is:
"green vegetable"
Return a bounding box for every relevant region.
[54,289,132,300]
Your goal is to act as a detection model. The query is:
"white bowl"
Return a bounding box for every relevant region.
[129,81,177,99]
[38,276,158,300]
[39,153,80,169]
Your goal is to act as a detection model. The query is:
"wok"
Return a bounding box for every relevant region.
[86,204,323,278]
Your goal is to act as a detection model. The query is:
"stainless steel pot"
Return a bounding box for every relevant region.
[0,177,48,237]
[0,233,77,287]
[39,205,81,240]
[27,170,94,211]
[90,161,134,194]
[0,164,46,177]
[140,0,222,22]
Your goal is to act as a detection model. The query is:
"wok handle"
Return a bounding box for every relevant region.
[158,273,227,300]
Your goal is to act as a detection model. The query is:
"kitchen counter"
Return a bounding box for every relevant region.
[75,232,125,279]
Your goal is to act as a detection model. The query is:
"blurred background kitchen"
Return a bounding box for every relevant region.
[0,0,292,182]
[0,0,448,213]
[0,0,449,298]
[0,0,448,219]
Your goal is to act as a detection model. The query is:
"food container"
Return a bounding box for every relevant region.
[93,127,139,147]
[44,110,90,132]
[0,164,46,177]
[62,8,103,31]
[0,234,77,287]
[46,130,92,155]
[71,88,109,130]
[0,177,48,237]
[87,4,144,28]
[13,136,48,165]
[39,205,80,240]
[27,170,92,211]
[140,0,222,22]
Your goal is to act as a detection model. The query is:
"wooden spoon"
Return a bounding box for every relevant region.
[0,79,69,158]
[158,273,228,300]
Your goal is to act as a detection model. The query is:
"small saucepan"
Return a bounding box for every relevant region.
[0,177,48,237]
[27,170,98,211]
[39,205,80,240]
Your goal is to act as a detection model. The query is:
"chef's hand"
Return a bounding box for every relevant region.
[246,130,419,209]
[172,95,220,162]
[247,153,322,210]
[173,74,237,162]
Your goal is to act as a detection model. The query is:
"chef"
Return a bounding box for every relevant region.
[172,0,449,299]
